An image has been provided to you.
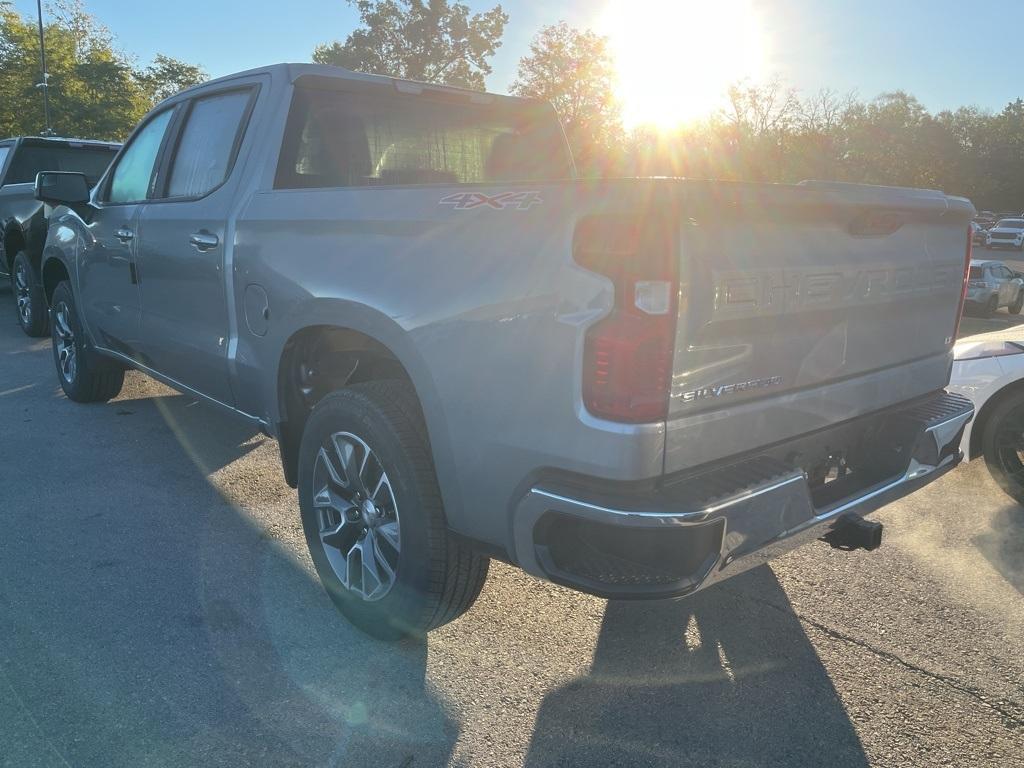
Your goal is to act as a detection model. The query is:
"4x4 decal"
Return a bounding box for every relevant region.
[438,190,543,211]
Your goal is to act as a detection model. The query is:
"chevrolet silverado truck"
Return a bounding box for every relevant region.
[35,63,975,639]
[0,136,119,335]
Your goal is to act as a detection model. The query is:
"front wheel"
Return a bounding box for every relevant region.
[982,389,1024,505]
[298,382,489,640]
[12,251,48,337]
[50,281,125,403]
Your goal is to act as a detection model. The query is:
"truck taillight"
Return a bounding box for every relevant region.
[574,215,678,423]
[952,225,972,344]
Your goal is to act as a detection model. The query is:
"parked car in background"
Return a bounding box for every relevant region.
[0,136,120,335]
[971,221,988,246]
[35,63,975,639]
[949,339,1024,504]
[984,218,1024,250]
[966,259,1024,316]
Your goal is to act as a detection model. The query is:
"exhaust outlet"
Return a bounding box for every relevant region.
[822,516,883,552]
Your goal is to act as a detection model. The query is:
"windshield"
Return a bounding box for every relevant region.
[995,219,1024,228]
[5,144,118,185]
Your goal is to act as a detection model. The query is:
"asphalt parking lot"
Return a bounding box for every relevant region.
[1,282,1022,768]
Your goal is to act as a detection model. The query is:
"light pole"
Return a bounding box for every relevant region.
[35,0,54,136]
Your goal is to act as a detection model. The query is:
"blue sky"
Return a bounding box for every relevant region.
[12,0,1019,119]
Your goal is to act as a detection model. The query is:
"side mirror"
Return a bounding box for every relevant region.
[35,171,90,207]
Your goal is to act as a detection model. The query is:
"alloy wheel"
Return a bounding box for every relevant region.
[312,431,401,602]
[53,302,77,384]
[14,260,31,326]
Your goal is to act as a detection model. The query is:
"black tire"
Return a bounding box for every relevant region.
[50,281,125,403]
[984,294,999,318]
[982,389,1024,505]
[11,251,48,337]
[298,381,489,640]
[1011,290,1024,315]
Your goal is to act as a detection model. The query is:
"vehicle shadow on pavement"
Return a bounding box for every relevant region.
[523,567,869,768]
[0,384,459,765]
[973,503,1024,595]
[958,310,1024,339]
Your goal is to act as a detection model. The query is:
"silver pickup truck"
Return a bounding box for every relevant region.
[36,63,975,639]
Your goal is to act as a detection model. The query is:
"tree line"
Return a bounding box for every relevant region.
[0,0,205,141]
[314,1,1024,211]
[4,0,1024,211]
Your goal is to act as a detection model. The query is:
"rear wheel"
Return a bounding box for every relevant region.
[298,382,489,640]
[12,251,48,337]
[1011,290,1024,315]
[982,390,1024,505]
[50,281,124,403]
[984,294,999,317]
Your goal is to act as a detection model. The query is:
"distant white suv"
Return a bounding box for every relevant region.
[966,259,1024,316]
[985,217,1024,250]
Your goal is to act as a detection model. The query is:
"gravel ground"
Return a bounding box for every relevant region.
[0,282,1021,768]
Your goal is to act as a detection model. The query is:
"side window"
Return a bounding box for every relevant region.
[166,90,251,198]
[997,266,1012,280]
[0,146,11,179]
[108,109,174,204]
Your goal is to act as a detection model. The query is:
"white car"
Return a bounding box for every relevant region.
[949,339,1024,502]
[984,217,1024,250]
[966,259,1024,316]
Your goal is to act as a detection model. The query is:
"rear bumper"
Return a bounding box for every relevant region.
[511,391,973,599]
[966,287,997,304]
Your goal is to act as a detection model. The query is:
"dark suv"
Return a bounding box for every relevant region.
[0,136,119,335]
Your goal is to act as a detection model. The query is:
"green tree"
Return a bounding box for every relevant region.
[0,1,205,140]
[510,22,621,175]
[313,0,507,91]
[136,54,207,103]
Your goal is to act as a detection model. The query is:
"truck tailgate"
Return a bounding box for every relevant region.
[665,180,972,473]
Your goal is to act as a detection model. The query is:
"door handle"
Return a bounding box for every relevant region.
[189,232,219,251]
[115,228,134,243]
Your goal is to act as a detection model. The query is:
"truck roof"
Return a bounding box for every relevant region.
[169,62,541,109]
[0,136,120,148]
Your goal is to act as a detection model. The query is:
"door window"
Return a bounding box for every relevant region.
[108,109,174,203]
[166,90,251,199]
[0,146,11,178]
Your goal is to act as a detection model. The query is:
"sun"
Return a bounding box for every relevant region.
[597,0,769,130]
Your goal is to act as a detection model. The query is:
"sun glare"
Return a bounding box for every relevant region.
[598,0,769,130]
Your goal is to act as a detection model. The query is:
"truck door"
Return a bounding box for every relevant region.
[79,108,176,357]
[133,85,259,406]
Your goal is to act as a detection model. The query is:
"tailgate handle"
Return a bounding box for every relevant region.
[848,210,906,237]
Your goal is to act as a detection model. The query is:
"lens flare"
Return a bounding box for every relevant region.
[598,0,769,129]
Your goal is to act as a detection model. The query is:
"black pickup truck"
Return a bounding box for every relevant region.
[0,136,119,335]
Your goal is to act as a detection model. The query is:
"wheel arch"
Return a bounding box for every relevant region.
[968,378,1024,460]
[41,253,72,307]
[2,221,26,273]
[271,304,461,524]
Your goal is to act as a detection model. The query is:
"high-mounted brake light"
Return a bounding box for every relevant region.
[951,225,972,344]
[574,215,678,423]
